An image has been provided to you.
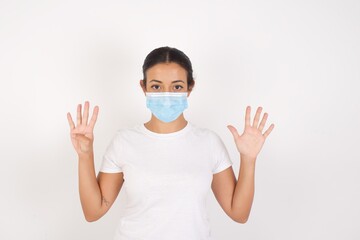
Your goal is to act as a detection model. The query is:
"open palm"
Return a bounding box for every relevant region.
[227,106,274,159]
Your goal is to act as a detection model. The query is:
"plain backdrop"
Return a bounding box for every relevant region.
[1,0,359,239]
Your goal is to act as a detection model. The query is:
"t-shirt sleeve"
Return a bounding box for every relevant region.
[99,132,123,173]
[211,132,233,174]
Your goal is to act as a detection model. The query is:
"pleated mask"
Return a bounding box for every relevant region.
[146,92,188,123]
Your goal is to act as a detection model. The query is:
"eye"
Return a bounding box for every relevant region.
[174,85,183,90]
[151,85,160,90]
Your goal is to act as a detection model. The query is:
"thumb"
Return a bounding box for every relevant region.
[227,125,239,139]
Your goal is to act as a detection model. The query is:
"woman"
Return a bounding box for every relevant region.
[67,46,274,239]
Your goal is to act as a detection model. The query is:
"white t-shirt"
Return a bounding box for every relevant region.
[100,121,233,240]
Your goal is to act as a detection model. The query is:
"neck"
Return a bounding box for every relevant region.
[144,114,188,134]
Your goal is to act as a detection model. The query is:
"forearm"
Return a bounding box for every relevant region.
[78,152,102,221]
[231,155,256,223]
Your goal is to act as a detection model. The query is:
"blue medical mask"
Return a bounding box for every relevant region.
[146,92,188,123]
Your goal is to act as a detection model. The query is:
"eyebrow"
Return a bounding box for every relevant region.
[149,80,185,84]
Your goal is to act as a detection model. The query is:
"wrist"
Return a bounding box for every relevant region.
[78,151,94,161]
[240,154,257,164]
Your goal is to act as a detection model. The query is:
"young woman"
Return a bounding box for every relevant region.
[67,46,274,239]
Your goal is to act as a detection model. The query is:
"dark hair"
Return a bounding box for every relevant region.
[142,46,195,91]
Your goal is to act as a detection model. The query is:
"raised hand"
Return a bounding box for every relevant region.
[67,101,99,156]
[227,106,274,160]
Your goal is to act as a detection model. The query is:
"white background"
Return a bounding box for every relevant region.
[1,0,359,239]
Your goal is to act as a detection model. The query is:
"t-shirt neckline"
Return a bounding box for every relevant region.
[140,121,192,138]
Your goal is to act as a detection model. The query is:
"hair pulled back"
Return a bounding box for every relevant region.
[142,46,195,91]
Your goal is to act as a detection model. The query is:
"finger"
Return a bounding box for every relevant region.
[245,106,251,127]
[77,104,82,127]
[263,124,275,138]
[67,112,75,129]
[88,106,99,129]
[227,125,240,140]
[258,112,268,132]
[252,106,263,128]
[83,101,90,126]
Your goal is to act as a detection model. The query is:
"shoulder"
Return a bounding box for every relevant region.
[112,124,144,140]
[190,123,228,151]
[189,122,222,141]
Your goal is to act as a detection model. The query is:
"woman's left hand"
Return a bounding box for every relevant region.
[227,106,274,160]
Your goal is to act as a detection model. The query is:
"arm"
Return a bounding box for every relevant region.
[211,158,255,224]
[67,101,124,222]
[231,155,256,223]
[78,151,124,222]
[212,106,274,223]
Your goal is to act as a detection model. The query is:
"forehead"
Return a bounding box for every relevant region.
[146,62,187,81]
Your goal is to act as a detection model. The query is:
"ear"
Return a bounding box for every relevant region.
[139,79,146,95]
[187,81,195,97]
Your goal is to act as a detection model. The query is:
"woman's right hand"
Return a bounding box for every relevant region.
[67,101,99,156]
